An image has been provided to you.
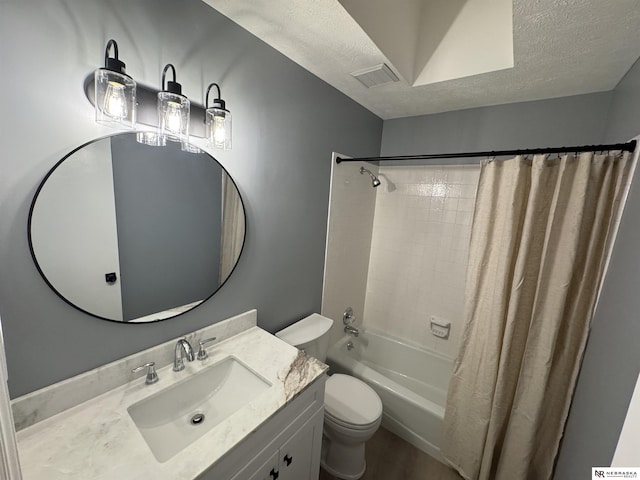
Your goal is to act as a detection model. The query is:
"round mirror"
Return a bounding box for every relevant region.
[28,133,246,323]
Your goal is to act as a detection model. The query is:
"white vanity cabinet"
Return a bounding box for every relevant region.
[197,374,326,480]
[234,409,323,480]
[276,410,323,480]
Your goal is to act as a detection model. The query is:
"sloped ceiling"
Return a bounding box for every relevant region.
[203,0,640,119]
[339,0,513,86]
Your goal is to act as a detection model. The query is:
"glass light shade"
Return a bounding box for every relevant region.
[94,68,136,129]
[136,130,166,147]
[206,108,232,150]
[181,142,202,154]
[158,92,190,143]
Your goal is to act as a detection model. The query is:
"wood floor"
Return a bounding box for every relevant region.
[319,427,463,480]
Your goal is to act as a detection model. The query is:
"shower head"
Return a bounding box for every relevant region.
[360,166,381,188]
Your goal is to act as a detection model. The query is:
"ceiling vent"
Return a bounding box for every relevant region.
[350,63,399,88]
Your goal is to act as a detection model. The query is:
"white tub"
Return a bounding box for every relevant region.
[326,329,453,461]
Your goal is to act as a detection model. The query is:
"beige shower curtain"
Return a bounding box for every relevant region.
[442,152,633,480]
[219,173,245,282]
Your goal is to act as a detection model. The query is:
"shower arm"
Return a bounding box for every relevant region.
[360,167,381,187]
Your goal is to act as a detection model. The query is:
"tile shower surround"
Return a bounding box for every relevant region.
[322,159,378,346]
[364,165,480,360]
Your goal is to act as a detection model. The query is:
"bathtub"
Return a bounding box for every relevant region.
[326,329,453,461]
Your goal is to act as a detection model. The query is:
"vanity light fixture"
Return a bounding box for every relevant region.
[87,44,231,142]
[94,39,136,129]
[158,64,190,143]
[205,83,232,150]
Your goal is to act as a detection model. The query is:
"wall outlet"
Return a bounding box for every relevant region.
[430,316,451,339]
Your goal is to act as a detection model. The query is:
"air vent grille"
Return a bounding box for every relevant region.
[351,63,399,88]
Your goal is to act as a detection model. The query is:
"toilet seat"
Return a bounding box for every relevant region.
[324,374,382,428]
[325,410,380,431]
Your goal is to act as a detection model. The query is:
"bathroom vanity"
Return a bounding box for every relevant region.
[200,382,325,480]
[12,311,327,479]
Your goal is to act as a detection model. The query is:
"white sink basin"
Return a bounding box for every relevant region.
[127,356,272,462]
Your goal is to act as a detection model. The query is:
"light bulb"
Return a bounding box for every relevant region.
[103,81,127,119]
[206,107,232,150]
[212,115,227,146]
[165,101,183,134]
[158,90,189,143]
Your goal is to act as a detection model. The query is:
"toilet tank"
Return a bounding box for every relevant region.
[275,313,334,362]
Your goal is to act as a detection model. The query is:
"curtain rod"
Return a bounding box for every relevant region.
[335,140,637,164]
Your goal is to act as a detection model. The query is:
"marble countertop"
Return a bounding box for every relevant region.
[15,326,327,480]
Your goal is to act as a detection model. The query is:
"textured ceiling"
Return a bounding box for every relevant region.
[203,0,640,120]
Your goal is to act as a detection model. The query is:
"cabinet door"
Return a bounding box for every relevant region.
[278,409,324,480]
[231,451,278,480]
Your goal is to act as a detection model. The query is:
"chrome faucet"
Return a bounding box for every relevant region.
[173,338,195,372]
[344,325,359,337]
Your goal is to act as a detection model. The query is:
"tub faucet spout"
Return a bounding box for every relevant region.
[344,325,359,337]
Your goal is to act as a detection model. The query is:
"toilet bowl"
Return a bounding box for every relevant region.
[275,314,383,480]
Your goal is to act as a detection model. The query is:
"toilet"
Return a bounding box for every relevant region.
[276,313,382,480]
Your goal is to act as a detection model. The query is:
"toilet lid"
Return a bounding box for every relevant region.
[324,374,382,426]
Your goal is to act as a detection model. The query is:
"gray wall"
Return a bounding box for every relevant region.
[0,0,381,397]
[381,92,612,155]
[381,86,640,477]
[555,57,640,478]
[605,56,640,142]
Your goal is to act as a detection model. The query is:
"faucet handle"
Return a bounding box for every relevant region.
[132,362,159,385]
[343,307,356,326]
[197,337,218,360]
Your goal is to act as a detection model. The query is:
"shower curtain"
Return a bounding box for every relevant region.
[218,173,245,282]
[441,152,634,480]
